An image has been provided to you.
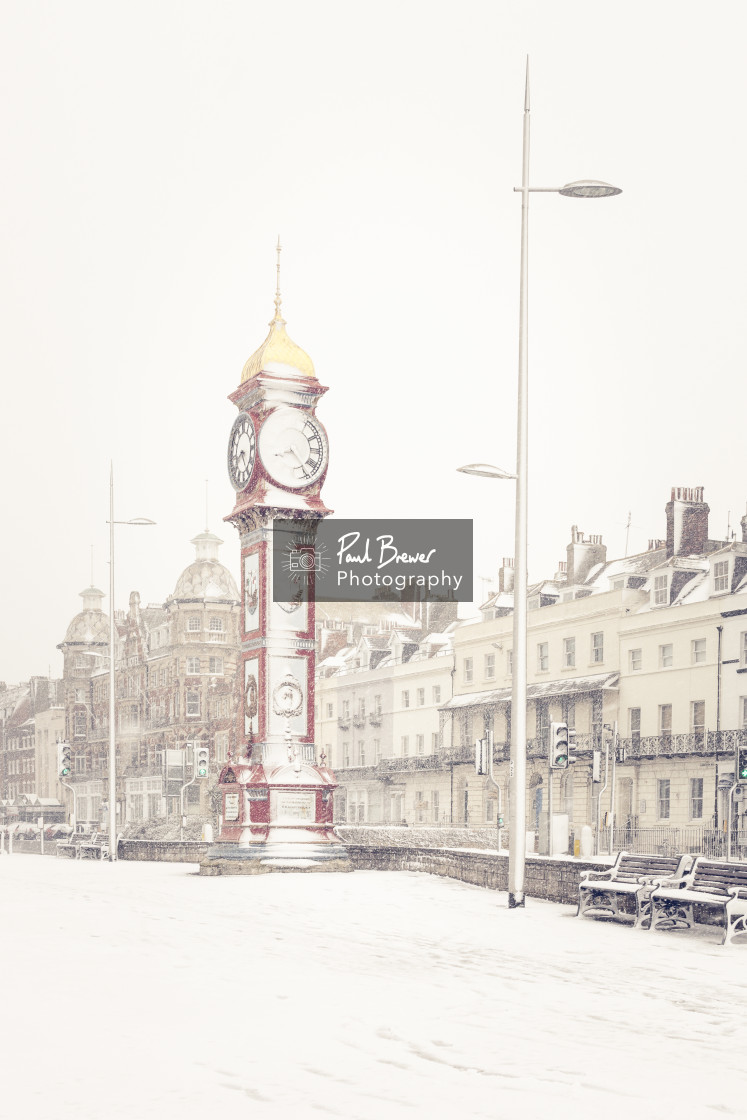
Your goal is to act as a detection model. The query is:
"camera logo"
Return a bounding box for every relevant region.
[288,547,321,572]
[282,538,330,586]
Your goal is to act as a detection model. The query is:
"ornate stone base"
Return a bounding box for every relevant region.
[198,841,354,876]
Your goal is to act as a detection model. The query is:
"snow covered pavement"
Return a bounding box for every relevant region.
[1,857,745,1120]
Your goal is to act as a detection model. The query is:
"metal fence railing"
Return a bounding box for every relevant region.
[606,825,747,860]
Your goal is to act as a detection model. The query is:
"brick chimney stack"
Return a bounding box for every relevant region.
[665,486,709,558]
[498,558,515,594]
[566,527,606,585]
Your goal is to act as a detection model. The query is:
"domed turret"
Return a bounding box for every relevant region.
[168,532,239,604]
[59,586,109,646]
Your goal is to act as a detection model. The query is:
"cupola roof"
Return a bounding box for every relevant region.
[169,531,239,603]
[59,586,109,646]
[240,239,315,383]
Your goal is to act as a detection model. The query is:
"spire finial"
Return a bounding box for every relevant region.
[205,478,209,533]
[524,56,530,113]
[274,236,283,320]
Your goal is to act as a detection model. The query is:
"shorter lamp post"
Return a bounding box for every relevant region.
[457,462,516,851]
[107,464,155,861]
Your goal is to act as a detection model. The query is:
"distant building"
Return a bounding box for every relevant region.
[0,677,61,805]
[57,532,240,831]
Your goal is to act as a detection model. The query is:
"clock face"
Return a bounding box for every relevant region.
[258,407,329,490]
[228,413,256,491]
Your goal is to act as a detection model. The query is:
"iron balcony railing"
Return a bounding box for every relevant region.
[618,728,747,759]
[334,753,443,779]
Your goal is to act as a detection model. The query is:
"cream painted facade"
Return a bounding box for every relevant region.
[316,639,454,824]
[320,489,747,854]
[616,590,747,836]
[34,705,65,800]
[445,589,631,843]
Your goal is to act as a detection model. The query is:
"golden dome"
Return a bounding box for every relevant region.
[240,313,315,383]
[241,240,315,382]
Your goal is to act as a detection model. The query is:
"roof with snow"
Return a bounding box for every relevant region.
[441,671,619,710]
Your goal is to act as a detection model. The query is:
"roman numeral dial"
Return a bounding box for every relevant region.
[227,413,257,491]
[258,407,329,490]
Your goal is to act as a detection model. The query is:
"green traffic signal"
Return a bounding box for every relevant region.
[739,749,747,781]
[195,745,210,778]
[550,722,570,769]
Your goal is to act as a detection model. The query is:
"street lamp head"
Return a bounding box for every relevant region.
[559,180,622,198]
[126,518,156,525]
[457,463,517,480]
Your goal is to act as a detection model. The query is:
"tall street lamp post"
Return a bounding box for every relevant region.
[108,463,155,861]
[458,62,621,909]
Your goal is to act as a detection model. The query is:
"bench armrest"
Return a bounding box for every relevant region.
[637,873,678,887]
[651,873,690,892]
[579,868,614,885]
[727,886,747,899]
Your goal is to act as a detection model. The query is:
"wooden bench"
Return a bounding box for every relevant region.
[650,858,747,946]
[56,832,93,858]
[577,851,693,928]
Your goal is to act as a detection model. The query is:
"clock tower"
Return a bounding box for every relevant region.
[202,244,350,874]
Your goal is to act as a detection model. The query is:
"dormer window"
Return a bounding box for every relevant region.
[653,575,668,606]
[713,559,730,593]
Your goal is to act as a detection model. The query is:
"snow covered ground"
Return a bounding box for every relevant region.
[1,857,745,1120]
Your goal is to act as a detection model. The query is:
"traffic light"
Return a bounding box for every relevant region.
[549,722,569,769]
[475,737,488,775]
[58,741,72,778]
[738,748,747,782]
[195,743,210,779]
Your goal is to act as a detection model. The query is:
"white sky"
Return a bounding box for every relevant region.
[1,1,746,683]
[2,859,746,1118]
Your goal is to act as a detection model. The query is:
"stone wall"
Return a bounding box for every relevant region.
[119,840,211,862]
[117,834,609,906]
[346,846,606,906]
[335,825,504,850]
